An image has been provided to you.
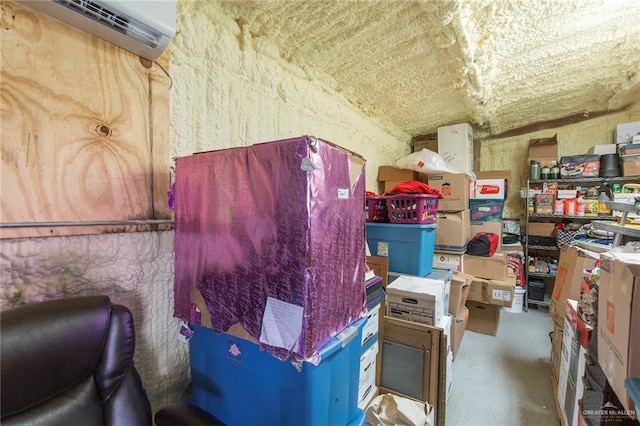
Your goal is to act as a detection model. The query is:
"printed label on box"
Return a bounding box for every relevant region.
[388,301,434,325]
[553,266,568,300]
[607,300,615,334]
[492,289,511,302]
[377,242,389,257]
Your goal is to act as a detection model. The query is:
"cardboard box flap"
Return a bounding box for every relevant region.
[367,256,389,287]
[528,134,558,158]
[378,166,418,182]
[449,272,472,316]
[452,271,474,286]
[349,154,366,190]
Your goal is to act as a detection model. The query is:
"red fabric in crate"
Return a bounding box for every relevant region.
[386,180,442,198]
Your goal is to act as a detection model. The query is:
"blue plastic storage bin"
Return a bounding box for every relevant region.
[189,317,366,426]
[366,223,437,276]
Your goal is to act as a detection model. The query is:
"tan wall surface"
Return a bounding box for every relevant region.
[477,102,640,223]
[169,1,410,193]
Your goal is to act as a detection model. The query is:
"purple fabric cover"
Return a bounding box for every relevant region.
[173,136,367,362]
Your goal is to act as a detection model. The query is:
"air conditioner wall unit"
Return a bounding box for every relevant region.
[18,0,176,61]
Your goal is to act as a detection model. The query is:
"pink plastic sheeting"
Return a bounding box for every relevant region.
[173,136,367,362]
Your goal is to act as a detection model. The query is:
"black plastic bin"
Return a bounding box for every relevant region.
[528,280,545,301]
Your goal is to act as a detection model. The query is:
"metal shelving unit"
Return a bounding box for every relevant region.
[527,245,559,251]
[592,201,640,246]
[528,297,552,308]
[524,176,640,310]
[528,272,557,279]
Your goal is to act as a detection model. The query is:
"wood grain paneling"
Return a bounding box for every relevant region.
[0,1,171,238]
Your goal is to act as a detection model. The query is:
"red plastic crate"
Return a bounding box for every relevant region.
[365,196,388,222]
[386,194,438,224]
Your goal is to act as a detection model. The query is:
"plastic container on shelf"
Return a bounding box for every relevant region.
[469,199,505,222]
[385,194,438,224]
[365,196,389,222]
[189,317,367,426]
[366,222,437,276]
[528,280,545,301]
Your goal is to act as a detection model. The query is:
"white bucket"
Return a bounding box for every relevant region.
[503,286,525,313]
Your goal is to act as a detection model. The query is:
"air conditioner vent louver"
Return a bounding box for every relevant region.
[54,0,158,48]
[18,0,176,61]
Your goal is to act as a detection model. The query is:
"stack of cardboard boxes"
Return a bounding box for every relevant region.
[462,253,516,336]
[551,248,640,425]
[549,245,600,387]
[371,123,520,425]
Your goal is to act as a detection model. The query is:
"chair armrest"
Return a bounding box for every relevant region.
[155,402,224,426]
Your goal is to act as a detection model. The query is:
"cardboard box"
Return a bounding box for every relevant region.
[590,144,617,155]
[528,222,556,237]
[386,275,448,326]
[475,170,511,199]
[550,320,563,381]
[597,253,640,413]
[550,245,600,320]
[449,272,472,317]
[413,138,438,153]
[433,250,465,272]
[427,173,471,212]
[469,221,503,253]
[620,143,640,155]
[358,343,378,409]
[437,123,474,174]
[528,134,558,164]
[534,193,555,214]
[361,304,380,348]
[463,253,508,281]
[556,189,578,199]
[366,256,389,288]
[560,155,600,177]
[469,199,504,222]
[450,307,469,360]
[467,274,516,307]
[378,166,422,194]
[471,179,507,200]
[616,121,640,144]
[466,301,500,336]
[558,300,591,426]
[378,166,419,182]
[435,210,471,251]
[621,154,640,177]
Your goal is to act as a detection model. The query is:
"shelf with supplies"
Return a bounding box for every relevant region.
[591,200,640,246]
[524,175,640,311]
[527,245,559,251]
[528,213,614,220]
[527,297,551,308]
[528,272,557,279]
[528,176,640,185]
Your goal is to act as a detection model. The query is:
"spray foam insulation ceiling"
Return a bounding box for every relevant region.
[214,0,640,138]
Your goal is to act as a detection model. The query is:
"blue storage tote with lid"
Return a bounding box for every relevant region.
[366,222,437,276]
[189,317,366,426]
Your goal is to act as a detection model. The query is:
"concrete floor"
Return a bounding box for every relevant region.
[446,307,559,426]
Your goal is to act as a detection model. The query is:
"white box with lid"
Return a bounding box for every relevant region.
[437,123,474,174]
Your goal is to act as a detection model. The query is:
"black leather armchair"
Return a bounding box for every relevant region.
[1,295,222,426]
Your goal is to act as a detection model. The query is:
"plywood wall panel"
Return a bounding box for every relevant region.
[0,1,171,238]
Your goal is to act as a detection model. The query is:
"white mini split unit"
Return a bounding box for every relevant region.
[18,0,176,61]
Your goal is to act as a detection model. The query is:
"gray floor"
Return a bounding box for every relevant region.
[446,307,559,426]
